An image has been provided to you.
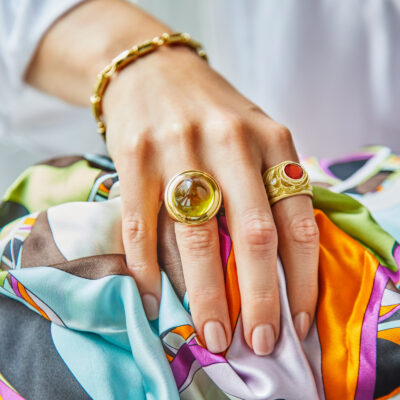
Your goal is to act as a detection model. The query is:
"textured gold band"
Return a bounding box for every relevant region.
[165,170,222,225]
[90,32,208,141]
[263,161,313,205]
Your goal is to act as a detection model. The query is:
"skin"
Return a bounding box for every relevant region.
[26,0,319,355]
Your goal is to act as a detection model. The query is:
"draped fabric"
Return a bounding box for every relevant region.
[0,145,399,399]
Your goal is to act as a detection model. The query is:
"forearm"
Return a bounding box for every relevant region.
[25,0,171,106]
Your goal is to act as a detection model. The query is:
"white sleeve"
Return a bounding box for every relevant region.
[0,0,85,106]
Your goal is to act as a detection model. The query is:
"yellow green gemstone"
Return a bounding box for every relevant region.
[173,177,214,217]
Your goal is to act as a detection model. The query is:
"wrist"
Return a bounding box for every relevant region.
[100,40,208,126]
[77,0,172,91]
[86,28,173,90]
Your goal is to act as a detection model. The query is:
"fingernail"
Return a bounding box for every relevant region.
[252,324,275,356]
[203,321,228,353]
[293,312,311,341]
[142,294,159,320]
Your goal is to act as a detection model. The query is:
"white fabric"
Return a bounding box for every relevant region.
[0,0,105,194]
[1,0,399,194]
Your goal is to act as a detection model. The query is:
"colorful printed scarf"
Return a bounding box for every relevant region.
[0,146,399,399]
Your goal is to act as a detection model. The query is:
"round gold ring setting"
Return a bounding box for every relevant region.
[164,170,222,225]
[263,161,313,205]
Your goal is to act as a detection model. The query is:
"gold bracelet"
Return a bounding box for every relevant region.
[90,32,208,140]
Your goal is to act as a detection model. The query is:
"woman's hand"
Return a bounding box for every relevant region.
[25,0,318,355]
[103,46,319,355]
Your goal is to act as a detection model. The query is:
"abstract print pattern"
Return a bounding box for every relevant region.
[0,214,37,271]
[4,272,64,326]
[375,281,400,399]
[0,149,399,399]
[0,372,24,400]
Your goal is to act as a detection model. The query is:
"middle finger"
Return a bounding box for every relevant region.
[215,153,280,356]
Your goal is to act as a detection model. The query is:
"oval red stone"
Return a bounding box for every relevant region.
[284,163,303,179]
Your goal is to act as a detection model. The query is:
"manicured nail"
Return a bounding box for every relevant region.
[293,312,311,341]
[252,324,275,356]
[142,294,159,320]
[203,321,228,353]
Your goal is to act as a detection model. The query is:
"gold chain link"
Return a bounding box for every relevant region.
[90,32,208,140]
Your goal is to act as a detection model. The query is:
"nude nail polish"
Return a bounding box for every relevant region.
[252,324,275,356]
[293,312,311,341]
[203,321,228,353]
[142,294,159,320]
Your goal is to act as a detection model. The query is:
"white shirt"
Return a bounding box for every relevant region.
[1,0,399,194]
[0,0,105,194]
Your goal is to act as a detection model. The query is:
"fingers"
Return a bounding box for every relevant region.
[117,146,162,321]
[159,121,231,354]
[272,197,319,340]
[175,218,231,353]
[212,144,279,356]
[262,124,319,342]
[206,116,318,357]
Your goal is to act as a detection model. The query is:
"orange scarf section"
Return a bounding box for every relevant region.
[315,209,380,399]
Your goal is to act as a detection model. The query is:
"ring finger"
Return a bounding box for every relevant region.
[261,125,319,341]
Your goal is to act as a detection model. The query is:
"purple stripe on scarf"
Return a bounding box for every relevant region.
[170,337,227,389]
[170,343,197,388]
[318,159,338,179]
[319,153,372,179]
[10,276,23,299]
[355,246,400,399]
[394,245,400,276]
[0,379,25,400]
[187,337,226,366]
[218,216,232,277]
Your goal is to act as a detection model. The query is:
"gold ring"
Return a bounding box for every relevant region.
[164,170,222,225]
[263,161,313,205]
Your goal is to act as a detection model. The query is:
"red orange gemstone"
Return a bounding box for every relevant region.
[284,163,303,179]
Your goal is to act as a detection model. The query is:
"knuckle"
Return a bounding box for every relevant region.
[117,132,154,167]
[220,114,245,133]
[287,267,318,287]
[123,214,148,243]
[296,280,318,295]
[289,216,319,246]
[190,287,224,304]
[161,120,197,145]
[178,225,217,255]
[287,281,318,313]
[241,210,277,250]
[249,288,276,305]
[270,123,293,146]
[211,113,246,146]
[242,287,279,317]
[248,103,267,117]
[128,131,154,154]
[127,259,148,274]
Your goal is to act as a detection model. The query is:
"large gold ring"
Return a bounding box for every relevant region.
[263,161,313,205]
[164,170,222,225]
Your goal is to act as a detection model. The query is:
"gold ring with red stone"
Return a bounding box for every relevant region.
[262,161,313,205]
[164,170,222,225]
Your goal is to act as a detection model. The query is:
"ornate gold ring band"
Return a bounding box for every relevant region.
[263,161,313,205]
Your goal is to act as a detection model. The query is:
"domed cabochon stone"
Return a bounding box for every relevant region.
[173,176,214,217]
[284,163,304,180]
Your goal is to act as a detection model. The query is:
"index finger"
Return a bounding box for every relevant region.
[117,152,162,321]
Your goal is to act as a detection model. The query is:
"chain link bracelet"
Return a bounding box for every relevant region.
[90,32,208,141]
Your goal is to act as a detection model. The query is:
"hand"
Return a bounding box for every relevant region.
[103,46,319,355]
